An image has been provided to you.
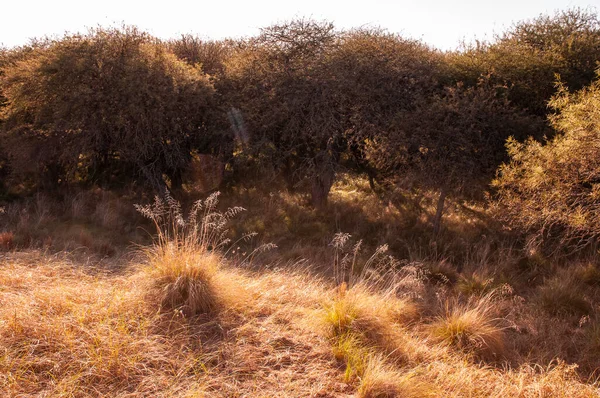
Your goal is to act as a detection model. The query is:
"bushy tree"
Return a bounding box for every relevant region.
[326,29,441,189]
[375,81,544,234]
[493,70,600,251]
[223,21,441,208]
[0,27,226,191]
[447,8,600,118]
[223,20,343,208]
[166,35,233,76]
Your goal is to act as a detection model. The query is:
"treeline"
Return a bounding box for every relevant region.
[1,8,600,248]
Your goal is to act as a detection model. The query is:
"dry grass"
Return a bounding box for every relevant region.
[2,185,600,396]
[143,244,222,316]
[324,285,420,350]
[537,276,592,317]
[429,293,506,361]
[0,252,203,396]
[358,359,436,398]
[1,249,599,396]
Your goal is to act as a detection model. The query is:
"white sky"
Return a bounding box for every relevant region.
[1,0,598,50]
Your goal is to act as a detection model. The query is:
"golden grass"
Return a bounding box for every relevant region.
[323,284,421,359]
[142,243,222,316]
[0,252,206,396]
[429,293,506,361]
[0,251,345,397]
[4,179,600,396]
[358,359,436,398]
[1,247,600,397]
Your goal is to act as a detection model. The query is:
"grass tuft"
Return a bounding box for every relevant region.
[430,293,505,361]
[136,192,246,317]
[537,277,592,317]
[144,244,221,316]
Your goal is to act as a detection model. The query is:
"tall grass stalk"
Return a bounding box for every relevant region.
[135,191,245,253]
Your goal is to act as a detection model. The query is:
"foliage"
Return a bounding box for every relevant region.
[166,34,233,76]
[223,19,341,208]
[493,70,600,250]
[447,8,600,118]
[0,27,226,191]
[385,82,541,194]
[374,80,543,233]
[326,29,442,185]
[223,21,441,208]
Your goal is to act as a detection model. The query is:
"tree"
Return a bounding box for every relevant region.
[0,27,227,192]
[447,8,600,119]
[166,35,233,76]
[223,22,441,208]
[326,29,442,190]
[493,70,600,252]
[376,81,543,235]
[222,19,342,208]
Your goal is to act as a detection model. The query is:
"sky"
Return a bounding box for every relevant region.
[1,0,598,50]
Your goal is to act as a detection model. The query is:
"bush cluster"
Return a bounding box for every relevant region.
[0,9,599,247]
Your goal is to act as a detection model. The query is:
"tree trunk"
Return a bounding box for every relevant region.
[168,169,183,191]
[311,168,334,210]
[137,162,168,197]
[368,172,376,192]
[282,159,298,193]
[433,187,448,237]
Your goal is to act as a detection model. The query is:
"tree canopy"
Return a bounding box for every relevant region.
[0,27,227,191]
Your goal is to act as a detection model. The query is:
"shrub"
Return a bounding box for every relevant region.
[376,80,544,234]
[0,27,226,191]
[493,70,600,251]
[447,8,600,118]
